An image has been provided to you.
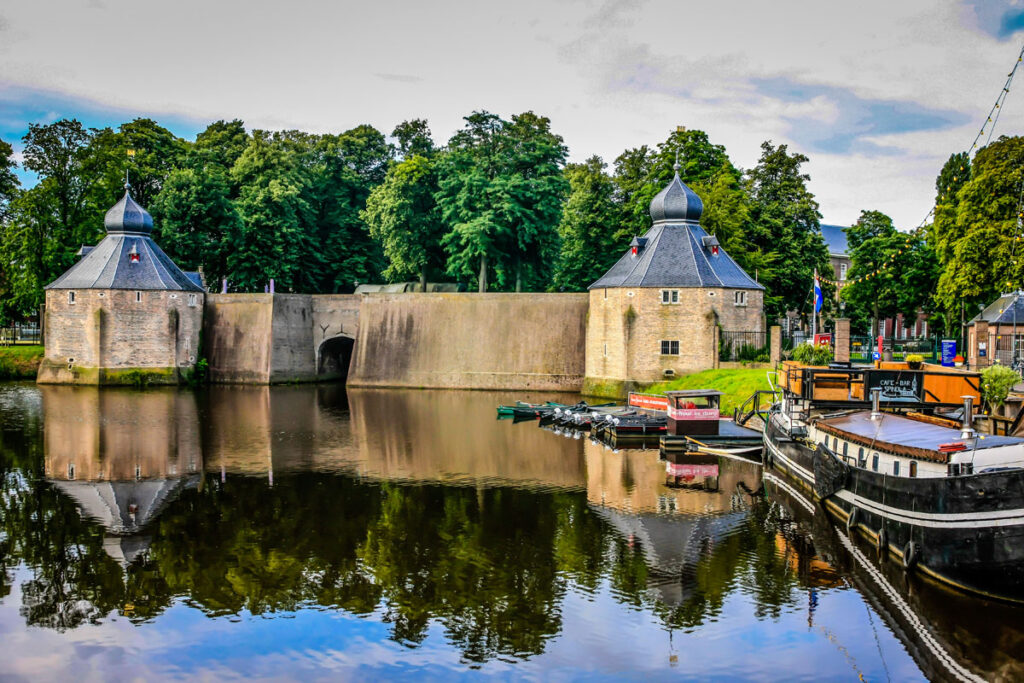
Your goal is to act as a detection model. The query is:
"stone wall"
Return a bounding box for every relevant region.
[203,294,275,383]
[38,288,203,384]
[584,286,764,395]
[347,292,588,391]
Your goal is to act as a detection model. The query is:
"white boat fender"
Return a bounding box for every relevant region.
[903,541,920,571]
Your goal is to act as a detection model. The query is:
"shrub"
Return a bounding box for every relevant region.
[981,364,1021,409]
[792,343,833,366]
[906,354,924,364]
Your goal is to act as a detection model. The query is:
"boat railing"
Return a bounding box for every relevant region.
[735,389,780,427]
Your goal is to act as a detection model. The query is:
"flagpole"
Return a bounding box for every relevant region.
[812,268,817,342]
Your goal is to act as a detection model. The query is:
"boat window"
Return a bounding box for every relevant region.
[842,442,848,458]
[909,461,918,478]
[893,461,901,476]
[858,447,865,467]
[872,454,879,471]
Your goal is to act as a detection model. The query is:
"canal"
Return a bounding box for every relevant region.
[0,383,1021,680]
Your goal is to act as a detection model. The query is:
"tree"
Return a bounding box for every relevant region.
[0,137,21,322]
[551,156,623,291]
[841,211,937,336]
[392,119,435,160]
[436,111,567,292]
[194,119,250,172]
[362,154,445,289]
[227,132,311,291]
[936,136,1024,313]
[744,141,830,319]
[150,167,240,287]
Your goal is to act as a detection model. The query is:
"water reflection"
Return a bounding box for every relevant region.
[0,383,1019,679]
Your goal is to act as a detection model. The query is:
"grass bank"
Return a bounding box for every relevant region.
[643,367,775,415]
[0,345,44,380]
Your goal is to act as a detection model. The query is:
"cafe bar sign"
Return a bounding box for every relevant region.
[865,371,923,402]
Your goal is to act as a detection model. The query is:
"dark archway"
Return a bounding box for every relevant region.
[317,336,355,382]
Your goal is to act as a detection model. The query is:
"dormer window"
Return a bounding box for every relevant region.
[630,236,647,259]
[129,244,140,264]
[701,234,720,257]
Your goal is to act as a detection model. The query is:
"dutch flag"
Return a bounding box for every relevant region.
[814,271,822,314]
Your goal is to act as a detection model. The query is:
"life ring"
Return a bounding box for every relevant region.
[877,527,889,560]
[846,507,859,535]
[903,541,920,570]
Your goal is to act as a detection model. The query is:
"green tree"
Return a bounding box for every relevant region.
[362,154,445,290]
[227,132,311,291]
[194,119,250,172]
[436,111,567,292]
[392,119,436,159]
[936,136,1024,313]
[842,211,937,336]
[744,141,830,319]
[150,167,240,287]
[0,137,21,322]
[551,156,624,291]
[91,118,187,209]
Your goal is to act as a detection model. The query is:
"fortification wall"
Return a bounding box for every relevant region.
[348,293,588,391]
[269,294,317,383]
[203,294,275,383]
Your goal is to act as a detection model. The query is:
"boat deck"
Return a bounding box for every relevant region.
[817,412,1024,461]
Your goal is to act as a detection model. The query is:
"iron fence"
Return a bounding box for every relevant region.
[719,330,770,363]
[0,324,41,346]
[849,336,937,362]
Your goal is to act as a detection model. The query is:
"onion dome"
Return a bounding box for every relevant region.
[649,164,703,223]
[104,189,154,235]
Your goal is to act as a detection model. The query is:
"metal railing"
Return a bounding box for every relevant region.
[0,324,41,346]
[719,330,770,363]
[849,336,937,362]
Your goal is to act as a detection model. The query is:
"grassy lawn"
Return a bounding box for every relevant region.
[0,345,44,380]
[643,367,776,416]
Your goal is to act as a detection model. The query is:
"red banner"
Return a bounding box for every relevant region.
[628,393,669,411]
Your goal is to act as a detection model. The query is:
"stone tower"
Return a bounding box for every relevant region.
[37,186,206,385]
[584,166,764,396]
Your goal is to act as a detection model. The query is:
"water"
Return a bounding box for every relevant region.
[0,382,1021,681]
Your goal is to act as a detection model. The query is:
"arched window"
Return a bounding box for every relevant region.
[909,461,918,478]
[872,453,879,472]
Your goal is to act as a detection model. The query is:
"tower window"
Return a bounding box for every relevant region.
[660,340,680,355]
[135,291,142,303]
[734,291,747,306]
[68,291,76,304]
[188,293,197,307]
[840,262,848,281]
[661,289,679,304]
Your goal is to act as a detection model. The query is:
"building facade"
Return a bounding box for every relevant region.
[584,167,764,395]
[37,187,206,385]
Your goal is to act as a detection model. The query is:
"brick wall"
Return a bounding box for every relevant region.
[39,288,203,384]
[585,286,764,389]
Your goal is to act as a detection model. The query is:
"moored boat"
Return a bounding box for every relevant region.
[766,369,1024,602]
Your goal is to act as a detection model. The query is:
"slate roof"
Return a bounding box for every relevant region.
[590,171,763,290]
[971,291,1024,325]
[45,190,204,292]
[820,224,849,257]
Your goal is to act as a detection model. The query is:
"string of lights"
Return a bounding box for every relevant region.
[819,43,1024,289]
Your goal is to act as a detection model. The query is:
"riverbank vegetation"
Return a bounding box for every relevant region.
[645,368,773,415]
[0,345,43,379]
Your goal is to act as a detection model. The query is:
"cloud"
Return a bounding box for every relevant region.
[375,73,423,84]
[964,0,1024,38]
[750,77,968,155]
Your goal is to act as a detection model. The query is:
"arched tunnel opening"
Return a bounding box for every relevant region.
[317,336,355,383]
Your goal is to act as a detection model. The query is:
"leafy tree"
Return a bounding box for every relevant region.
[194,119,250,172]
[227,132,312,291]
[362,154,445,289]
[0,137,21,322]
[392,119,436,159]
[150,167,240,287]
[551,156,624,291]
[936,136,1024,313]
[841,210,938,336]
[436,111,567,292]
[744,141,830,319]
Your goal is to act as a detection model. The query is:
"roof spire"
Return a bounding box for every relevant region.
[124,169,130,192]
[674,149,681,174]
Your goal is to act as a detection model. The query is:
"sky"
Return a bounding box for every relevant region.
[1,0,1024,229]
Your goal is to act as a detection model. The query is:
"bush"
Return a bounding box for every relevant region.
[981,364,1021,409]
[792,343,834,366]
[906,354,924,363]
